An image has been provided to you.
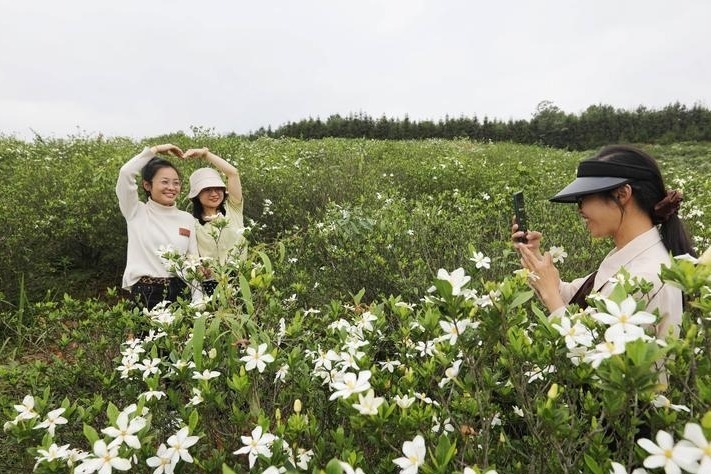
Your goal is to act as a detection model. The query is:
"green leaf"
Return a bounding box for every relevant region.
[106,402,119,425]
[222,464,237,474]
[83,423,99,445]
[324,458,345,474]
[509,289,534,309]
[701,410,711,429]
[189,409,199,432]
[258,251,273,274]
[239,274,254,315]
[193,313,206,370]
[432,434,457,469]
[583,454,604,474]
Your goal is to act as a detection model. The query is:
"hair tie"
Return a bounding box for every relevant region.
[653,190,683,223]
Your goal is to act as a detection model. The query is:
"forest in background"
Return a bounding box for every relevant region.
[248,102,711,150]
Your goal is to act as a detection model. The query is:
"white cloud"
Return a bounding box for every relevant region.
[1,0,709,139]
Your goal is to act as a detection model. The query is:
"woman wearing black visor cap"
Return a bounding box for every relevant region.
[512,145,696,339]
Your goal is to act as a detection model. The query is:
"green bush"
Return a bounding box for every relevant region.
[2,245,711,473]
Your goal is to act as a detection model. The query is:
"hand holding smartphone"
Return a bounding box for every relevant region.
[512,191,528,243]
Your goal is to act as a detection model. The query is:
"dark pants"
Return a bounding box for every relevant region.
[131,278,188,310]
[202,280,219,296]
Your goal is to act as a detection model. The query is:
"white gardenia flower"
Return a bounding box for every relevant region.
[552,316,594,349]
[277,317,287,345]
[172,359,196,371]
[13,395,39,421]
[191,369,221,381]
[136,357,163,380]
[637,429,699,473]
[432,415,455,433]
[329,370,372,400]
[393,434,426,474]
[102,411,147,449]
[352,389,385,415]
[393,394,416,409]
[513,406,524,417]
[584,338,626,368]
[140,390,166,402]
[262,466,287,474]
[33,407,68,437]
[548,246,568,264]
[240,343,275,373]
[339,461,366,474]
[395,301,415,310]
[414,392,439,406]
[438,319,472,345]
[378,360,402,373]
[414,340,438,358]
[524,365,556,383]
[609,461,649,474]
[188,388,204,406]
[436,267,471,295]
[651,394,690,412]
[354,311,378,333]
[677,422,711,472]
[275,363,289,383]
[73,440,131,474]
[233,425,277,469]
[439,359,463,388]
[592,296,656,342]
[295,448,314,470]
[167,427,200,464]
[146,443,175,474]
[34,443,70,469]
[470,251,492,269]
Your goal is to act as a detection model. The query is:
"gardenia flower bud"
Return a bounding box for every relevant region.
[294,399,302,414]
[547,383,559,400]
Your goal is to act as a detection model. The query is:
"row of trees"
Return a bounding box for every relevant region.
[248,102,711,149]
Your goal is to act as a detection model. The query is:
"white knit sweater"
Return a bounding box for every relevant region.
[116,147,198,291]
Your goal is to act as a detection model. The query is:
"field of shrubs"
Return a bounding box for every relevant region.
[1,134,710,473]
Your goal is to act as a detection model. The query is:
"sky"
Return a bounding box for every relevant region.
[1,0,710,140]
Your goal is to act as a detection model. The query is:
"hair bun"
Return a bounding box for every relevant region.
[653,190,683,223]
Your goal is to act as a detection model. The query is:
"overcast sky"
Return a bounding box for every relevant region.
[1,0,710,140]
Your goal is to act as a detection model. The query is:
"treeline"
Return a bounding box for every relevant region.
[248,101,711,149]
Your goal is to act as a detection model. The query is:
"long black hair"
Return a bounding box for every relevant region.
[593,145,696,257]
[191,196,227,225]
[140,157,181,200]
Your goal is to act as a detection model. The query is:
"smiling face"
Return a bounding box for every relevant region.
[198,186,226,214]
[576,192,623,238]
[143,167,181,206]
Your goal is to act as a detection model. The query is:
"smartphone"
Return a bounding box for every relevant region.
[512,191,528,243]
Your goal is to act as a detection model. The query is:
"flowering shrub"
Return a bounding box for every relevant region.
[3,244,711,473]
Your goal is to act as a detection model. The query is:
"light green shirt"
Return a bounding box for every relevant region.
[195,195,246,264]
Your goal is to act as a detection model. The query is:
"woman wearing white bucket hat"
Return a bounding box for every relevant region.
[512,145,695,340]
[183,147,246,295]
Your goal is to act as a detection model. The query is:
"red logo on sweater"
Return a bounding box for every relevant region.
[179,227,191,237]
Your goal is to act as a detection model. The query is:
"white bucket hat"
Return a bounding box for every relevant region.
[188,168,226,198]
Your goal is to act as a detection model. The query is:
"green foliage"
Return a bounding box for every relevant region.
[1,136,711,473]
[2,137,709,307]
[2,246,711,473]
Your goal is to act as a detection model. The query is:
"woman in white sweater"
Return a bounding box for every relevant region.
[116,144,200,308]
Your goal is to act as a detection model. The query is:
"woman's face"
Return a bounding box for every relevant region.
[144,167,181,206]
[198,187,226,213]
[576,193,622,238]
